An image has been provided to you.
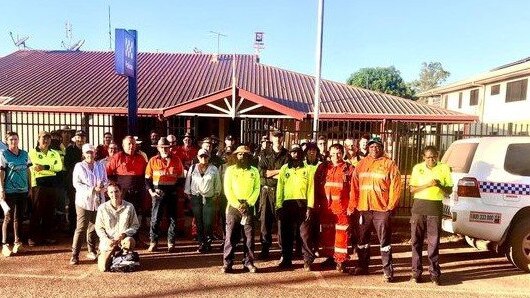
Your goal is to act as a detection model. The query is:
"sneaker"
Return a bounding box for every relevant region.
[303,261,312,272]
[2,244,12,257]
[12,242,22,254]
[431,275,440,286]
[410,275,421,283]
[383,273,393,283]
[147,242,157,252]
[27,239,36,247]
[245,263,258,273]
[69,255,79,265]
[221,264,232,274]
[86,252,98,261]
[197,243,206,253]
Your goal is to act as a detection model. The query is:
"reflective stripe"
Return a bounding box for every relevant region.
[360,185,376,191]
[359,172,387,179]
[357,244,369,249]
[380,245,391,252]
[334,247,348,254]
[335,224,348,231]
[330,195,341,201]
[325,182,343,188]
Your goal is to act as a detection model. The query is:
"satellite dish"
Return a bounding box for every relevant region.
[9,32,30,49]
[69,39,85,51]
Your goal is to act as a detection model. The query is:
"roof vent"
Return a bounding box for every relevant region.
[211,53,218,63]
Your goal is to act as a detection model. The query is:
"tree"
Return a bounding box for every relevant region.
[411,62,450,93]
[347,66,415,99]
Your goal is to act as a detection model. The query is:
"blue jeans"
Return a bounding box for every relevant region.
[149,186,177,244]
[191,195,214,244]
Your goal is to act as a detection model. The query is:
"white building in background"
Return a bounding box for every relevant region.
[419,57,530,126]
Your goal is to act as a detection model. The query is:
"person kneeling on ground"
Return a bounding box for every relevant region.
[95,182,139,272]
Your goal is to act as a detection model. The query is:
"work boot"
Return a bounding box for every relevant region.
[431,275,441,286]
[69,255,79,265]
[86,252,98,261]
[167,244,176,253]
[221,264,232,274]
[321,257,336,268]
[336,262,345,273]
[383,273,393,283]
[278,259,293,269]
[351,266,369,276]
[245,263,258,273]
[410,274,421,283]
[303,261,313,272]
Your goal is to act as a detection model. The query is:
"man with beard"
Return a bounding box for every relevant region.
[276,145,315,271]
[348,137,402,282]
[257,130,289,259]
[221,146,260,273]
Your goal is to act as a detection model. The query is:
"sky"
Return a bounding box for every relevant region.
[1,0,530,84]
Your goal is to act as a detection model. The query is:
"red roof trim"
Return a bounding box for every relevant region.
[0,105,160,115]
[314,113,478,122]
[238,89,306,120]
[162,88,233,117]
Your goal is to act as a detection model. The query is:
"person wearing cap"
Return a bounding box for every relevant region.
[28,131,63,246]
[65,130,87,233]
[194,137,223,169]
[348,136,402,282]
[144,137,184,252]
[69,143,108,265]
[275,145,315,271]
[257,129,289,260]
[95,132,113,161]
[314,143,353,273]
[222,145,260,273]
[174,132,197,171]
[184,148,221,252]
[95,182,139,272]
[303,141,321,255]
[217,135,236,158]
[408,146,452,285]
[106,135,148,241]
[0,131,31,257]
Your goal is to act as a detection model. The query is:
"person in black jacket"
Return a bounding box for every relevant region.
[64,130,86,233]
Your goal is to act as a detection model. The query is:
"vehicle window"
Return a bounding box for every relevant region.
[504,143,530,176]
[441,142,478,173]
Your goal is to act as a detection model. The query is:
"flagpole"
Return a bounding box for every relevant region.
[312,0,324,141]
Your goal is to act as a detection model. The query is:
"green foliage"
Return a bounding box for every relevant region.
[346,66,415,99]
[411,62,450,93]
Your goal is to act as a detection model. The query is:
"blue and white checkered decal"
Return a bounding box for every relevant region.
[479,181,530,195]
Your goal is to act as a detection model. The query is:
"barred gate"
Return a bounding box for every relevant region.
[241,118,530,216]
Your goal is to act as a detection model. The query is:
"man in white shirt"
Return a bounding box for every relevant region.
[95,182,139,272]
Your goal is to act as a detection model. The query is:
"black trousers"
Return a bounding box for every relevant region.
[29,186,57,242]
[410,214,441,278]
[223,205,255,267]
[259,186,277,251]
[279,200,314,263]
[357,210,393,276]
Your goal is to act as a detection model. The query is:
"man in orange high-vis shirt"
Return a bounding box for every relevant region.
[145,137,184,253]
[348,137,402,282]
[315,143,353,273]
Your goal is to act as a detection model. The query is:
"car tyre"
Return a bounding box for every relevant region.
[507,219,530,272]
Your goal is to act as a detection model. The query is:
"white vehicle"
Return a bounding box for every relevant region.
[441,137,530,272]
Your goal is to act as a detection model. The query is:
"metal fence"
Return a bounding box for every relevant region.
[241,118,530,216]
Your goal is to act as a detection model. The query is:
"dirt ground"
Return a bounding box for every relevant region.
[0,224,529,298]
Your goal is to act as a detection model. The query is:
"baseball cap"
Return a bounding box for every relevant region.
[198,148,210,157]
[82,143,95,154]
[367,137,383,147]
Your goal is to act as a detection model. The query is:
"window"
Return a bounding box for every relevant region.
[441,142,478,173]
[504,143,530,176]
[506,79,527,102]
[458,92,463,108]
[491,84,500,95]
[470,89,479,106]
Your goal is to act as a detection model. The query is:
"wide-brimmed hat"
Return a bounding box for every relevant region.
[152,137,172,148]
[201,137,212,144]
[75,130,86,137]
[166,134,177,143]
[233,145,251,154]
[58,125,75,133]
[367,137,383,147]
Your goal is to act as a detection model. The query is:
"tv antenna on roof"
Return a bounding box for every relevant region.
[61,21,85,51]
[209,31,227,55]
[9,32,30,49]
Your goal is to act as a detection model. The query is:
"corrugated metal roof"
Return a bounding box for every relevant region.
[0,50,475,121]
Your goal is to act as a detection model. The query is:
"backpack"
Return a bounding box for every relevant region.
[109,250,140,273]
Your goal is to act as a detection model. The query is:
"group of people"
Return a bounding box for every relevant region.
[0,128,452,285]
